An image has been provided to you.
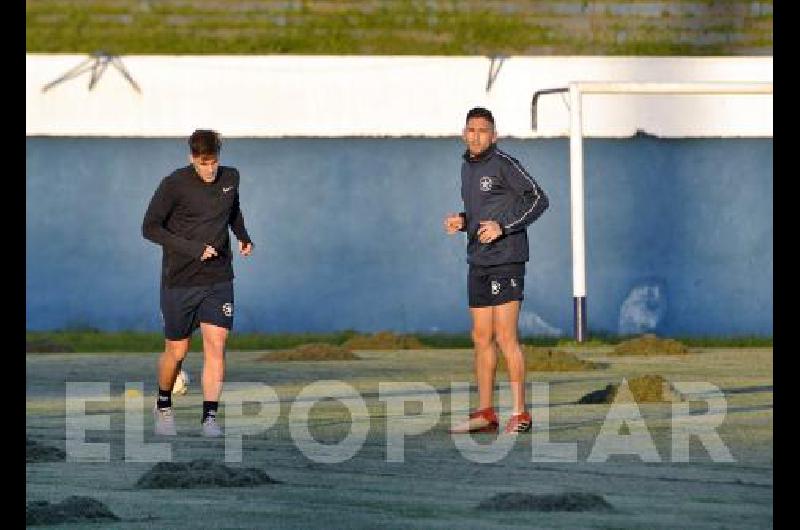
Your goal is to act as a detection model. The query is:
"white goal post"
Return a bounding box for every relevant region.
[531,81,774,342]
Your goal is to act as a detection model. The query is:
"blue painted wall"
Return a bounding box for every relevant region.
[26,136,772,336]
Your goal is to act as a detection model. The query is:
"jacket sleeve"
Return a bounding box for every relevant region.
[142,177,207,258]
[229,191,252,245]
[228,170,252,245]
[494,154,549,234]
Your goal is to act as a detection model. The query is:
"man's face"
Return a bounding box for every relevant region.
[190,153,219,182]
[462,117,497,156]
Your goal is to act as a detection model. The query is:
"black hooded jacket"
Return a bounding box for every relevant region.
[460,144,549,267]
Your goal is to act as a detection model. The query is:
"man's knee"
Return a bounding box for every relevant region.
[202,337,227,361]
[203,336,226,355]
[204,335,226,349]
[471,328,494,349]
[165,340,189,362]
[494,330,519,351]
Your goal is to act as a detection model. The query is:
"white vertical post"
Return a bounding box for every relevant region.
[534,81,772,343]
[569,83,588,342]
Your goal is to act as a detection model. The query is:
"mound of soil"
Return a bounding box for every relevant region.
[342,331,424,350]
[498,346,605,372]
[26,496,119,526]
[478,491,613,512]
[26,438,66,463]
[578,375,673,404]
[611,334,688,356]
[135,459,282,489]
[260,343,358,361]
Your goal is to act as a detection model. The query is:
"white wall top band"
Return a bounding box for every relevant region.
[26,55,773,138]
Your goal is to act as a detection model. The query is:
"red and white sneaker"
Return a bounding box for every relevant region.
[503,411,532,434]
[449,407,499,434]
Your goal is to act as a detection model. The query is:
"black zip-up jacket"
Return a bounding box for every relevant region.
[460,144,549,267]
[142,165,252,287]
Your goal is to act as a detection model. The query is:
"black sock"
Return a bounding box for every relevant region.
[202,401,218,423]
[157,388,172,410]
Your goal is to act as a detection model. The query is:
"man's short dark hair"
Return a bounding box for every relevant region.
[188,129,221,156]
[466,107,495,127]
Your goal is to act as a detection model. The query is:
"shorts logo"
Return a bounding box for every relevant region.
[222,302,233,317]
[510,278,518,288]
[480,176,493,192]
[491,280,501,295]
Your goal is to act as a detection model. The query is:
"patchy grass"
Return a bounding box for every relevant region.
[556,337,609,348]
[259,343,358,362]
[26,0,770,55]
[25,330,359,353]
[26,330,165,353]
[25,330,771,353]
[417,334,562,348]
[559,334,772,348]
[26,343,774,528]
[676,335,773,347]
[226,331,358,350]
[26,339,74,353]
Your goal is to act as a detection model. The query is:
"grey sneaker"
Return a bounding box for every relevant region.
[153,405,177,436]
[202,414,223,438]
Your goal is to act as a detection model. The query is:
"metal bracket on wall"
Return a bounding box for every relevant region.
[485,55,507,92]
[41,51,141,94]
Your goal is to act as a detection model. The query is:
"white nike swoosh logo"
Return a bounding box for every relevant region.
[222,186,234,193]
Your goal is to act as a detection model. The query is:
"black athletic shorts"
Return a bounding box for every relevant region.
[468,263,525,308]
[160,280,234,340]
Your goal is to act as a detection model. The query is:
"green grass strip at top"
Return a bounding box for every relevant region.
[26,0,771,55]
[25,330,772,353]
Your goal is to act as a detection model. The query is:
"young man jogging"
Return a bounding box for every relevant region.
[444,107,549,434]
[143,129,253,437]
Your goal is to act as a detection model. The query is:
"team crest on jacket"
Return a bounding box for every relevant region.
[480,176,493,192]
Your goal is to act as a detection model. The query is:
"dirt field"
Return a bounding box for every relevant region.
[26,346,772,529]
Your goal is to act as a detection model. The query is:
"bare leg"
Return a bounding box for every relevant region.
[470,306,497,410]
[493,301,526,414]
[200,323,228,402]
[449,307,500,433]
[158,338,189,392]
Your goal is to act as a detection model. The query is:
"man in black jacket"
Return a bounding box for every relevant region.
[143,129,253,437]
[444,107,549,435]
